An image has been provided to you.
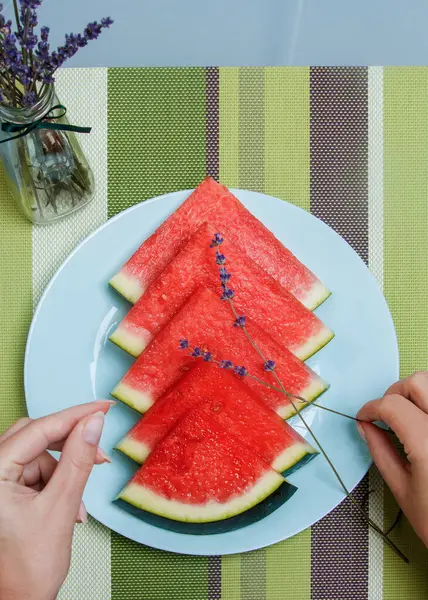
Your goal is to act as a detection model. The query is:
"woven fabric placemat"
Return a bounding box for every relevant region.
[0,66,427,600]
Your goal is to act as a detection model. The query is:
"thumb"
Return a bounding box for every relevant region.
[44,411,105,522]
[358,421,410,507]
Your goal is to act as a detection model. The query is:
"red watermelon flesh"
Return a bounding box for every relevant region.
[118,407,293,523]
[112,286,328,418]
[110,223,333,360]
[116,362,317,475]
[109,177,330,310]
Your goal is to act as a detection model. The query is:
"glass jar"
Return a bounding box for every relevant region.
[0,85,95,224]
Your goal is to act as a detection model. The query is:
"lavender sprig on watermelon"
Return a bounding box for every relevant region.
[197,232,407,562]
[234,315,246,327]
[110,220,334,360]
[178,341,292,393]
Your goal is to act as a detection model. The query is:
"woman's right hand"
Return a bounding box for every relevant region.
[357,371,428,546]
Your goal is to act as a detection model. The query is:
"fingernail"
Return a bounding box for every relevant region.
[97,447,112,463]
[94,399,116,411]
[357,422,367,442]
[77,502,88,525]
[82,411,104,446]
[94,399,116,405]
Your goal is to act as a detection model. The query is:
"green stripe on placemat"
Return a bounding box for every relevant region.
[0,178,31,431]
[108,65,314,600]
[264,67,310,209]
[237,67,267,600]
[108,67,207,216]
[264,67,311,600]
[108,67,209,600]
[219,66,312,600]
[383,66,428,600]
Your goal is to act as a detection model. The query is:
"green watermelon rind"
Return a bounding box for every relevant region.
[282,449,318,477]
[115,479,297,534]
[115,437,151,464]
[112,268,331,312]
[294,327,334,362]
[109,271,144,305]
[304,280,332,312]
[110,324,147,358]
[118,469,286,523]
[273,441,319,476]
[111,317,334,362]
[111,382,154,414]
[277,379,330,420]
[112,374,329,419]
[117,433,318,479]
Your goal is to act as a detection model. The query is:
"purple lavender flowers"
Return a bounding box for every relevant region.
[234,315,246,327]
[215,251,226,265]
[221,287,234,300]
[219,360,233,369]
[234,365,248,377]
[178,341,248,378]
[264,359,276,372]
[210,232,224,247]
[0,0,113,108]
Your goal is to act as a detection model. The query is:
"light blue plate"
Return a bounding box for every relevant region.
[24,189,399,555]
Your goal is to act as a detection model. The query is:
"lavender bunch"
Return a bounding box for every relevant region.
[0,0,113,107]
[178,230,408,563]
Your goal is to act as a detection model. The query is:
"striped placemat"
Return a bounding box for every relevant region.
[0,66,427,600]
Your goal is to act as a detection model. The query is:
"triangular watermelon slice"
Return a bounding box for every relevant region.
[110,177,330,310]
[112,287,328,418]
[118,406,296,523]
[116,362,318,476]
[110,223,333,360]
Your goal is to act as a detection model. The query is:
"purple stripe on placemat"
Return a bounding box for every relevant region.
[208,555,222,600]
[310,66,369,264]
[310,66,369,600]
[205,65,222,600]
[205,67,220,181]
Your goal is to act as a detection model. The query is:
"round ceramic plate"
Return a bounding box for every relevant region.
[24,189,399,555]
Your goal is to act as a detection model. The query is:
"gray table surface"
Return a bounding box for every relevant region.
[11,0,428,67]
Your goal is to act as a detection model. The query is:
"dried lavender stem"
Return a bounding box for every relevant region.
[224,297,408,562]
[271,368,407,557]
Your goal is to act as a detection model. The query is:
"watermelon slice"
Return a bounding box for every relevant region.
[109,177,330,310]
[112,287,328,418]
[110,223,334,360]
[118,406,296,523]
[116,362,318,476]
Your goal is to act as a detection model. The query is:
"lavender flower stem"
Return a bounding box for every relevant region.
[271,369,407,562]
[12,0,20,32]
[223,285,407,561]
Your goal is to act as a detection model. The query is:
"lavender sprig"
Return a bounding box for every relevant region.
[205,231,408,563]
[178,340,370,418]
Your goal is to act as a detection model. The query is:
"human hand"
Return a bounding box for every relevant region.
[0,401,114,600]
[357,372,428,546]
